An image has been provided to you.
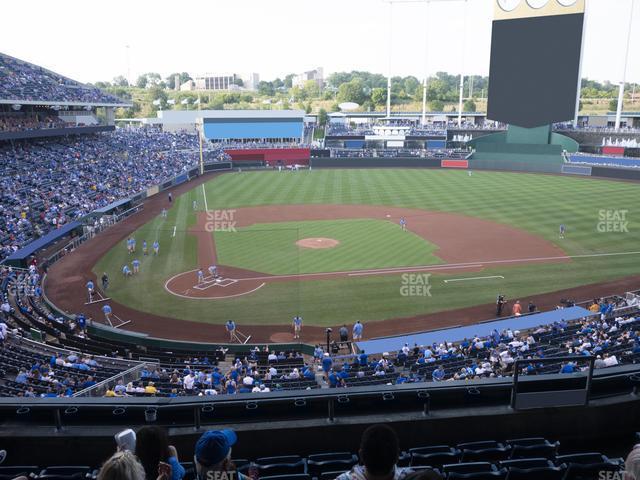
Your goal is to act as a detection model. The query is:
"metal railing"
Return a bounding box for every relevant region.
[73,362,157,398]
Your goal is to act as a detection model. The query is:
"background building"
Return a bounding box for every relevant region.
[293,67,324,88]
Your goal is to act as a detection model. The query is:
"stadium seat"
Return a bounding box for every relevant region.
[443,462,495,475]
[306,453,357,477]
[505,439,559,459]
[319,471,349,480]
[256,456,306,476]
[555,453,622,480]
[457,441,511,463]
[0,466,40,480]
[260,475,311,480]
[39,466,93,478]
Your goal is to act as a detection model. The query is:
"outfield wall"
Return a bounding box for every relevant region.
[311,157,441,168]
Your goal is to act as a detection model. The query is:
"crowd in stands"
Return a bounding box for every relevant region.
[568,153,640,169]
[330,148,469,159]
[211,140,310,150]
[0,112,68,132]
[2,422,639,480]
[1,259,639,398]
[0,129,228,261]
[0,52,126,104]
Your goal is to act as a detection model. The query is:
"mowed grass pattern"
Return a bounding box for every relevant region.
[94,170,640,326]
[215,219,442,275]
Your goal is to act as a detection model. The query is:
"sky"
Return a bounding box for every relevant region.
[1,0,638,85]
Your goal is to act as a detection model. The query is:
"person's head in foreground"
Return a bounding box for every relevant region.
[194,429,239,479]
[97,450,145,480]
[358,424,401,480]
[626,445,640,480]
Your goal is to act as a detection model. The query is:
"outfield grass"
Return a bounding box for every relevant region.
[215,219,442,275]
[94,169,640,326]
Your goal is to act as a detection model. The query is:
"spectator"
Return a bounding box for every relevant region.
[97,451,146,480]
[194,429,247,480]
[337,424,412,480]
[625,444,640,480]
[135,426,185,480]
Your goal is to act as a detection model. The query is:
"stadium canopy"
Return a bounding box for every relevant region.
[4,221,83,266]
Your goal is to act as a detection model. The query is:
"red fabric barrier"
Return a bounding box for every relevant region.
[602,146,625,156]
[225,148,310,166]
[441,159,469,168]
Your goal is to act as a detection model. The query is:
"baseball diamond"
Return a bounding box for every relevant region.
[44,168,640,343]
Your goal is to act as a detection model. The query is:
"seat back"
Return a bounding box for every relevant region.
[509,444,557,460]
[307,458,357,477]
[411,452,459,468]
[444,462,494,474]
[504,466,564,480]
[447,470,507,480]
[260,474,311,480]
[500,459,552,470]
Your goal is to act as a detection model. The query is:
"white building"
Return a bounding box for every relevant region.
[180,73,260,92]
[293,67,324,89]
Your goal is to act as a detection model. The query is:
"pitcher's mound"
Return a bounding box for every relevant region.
[296,237,340,249]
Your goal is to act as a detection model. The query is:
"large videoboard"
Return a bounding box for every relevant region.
[487,0,585,129]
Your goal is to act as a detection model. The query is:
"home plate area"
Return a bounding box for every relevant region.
[165,269,268,299]
[193,276,238,290]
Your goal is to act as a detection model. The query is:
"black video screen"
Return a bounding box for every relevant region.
[487,13,584,128]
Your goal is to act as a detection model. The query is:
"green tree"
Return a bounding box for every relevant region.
[284,74,295,89]
[463,100,477,112]
[148,86,168,110]
[112,76,129,87]
[136,75,148,89]
[609,98,619,111]
[371,88,387,106]
[318,108,328,126]
[257,81,275,96]
[303,80,320,99]
[337,78,367,105]
[429,100,444,111]
[330,103,340,112]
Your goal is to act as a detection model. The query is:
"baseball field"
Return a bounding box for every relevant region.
[87,168,639,335]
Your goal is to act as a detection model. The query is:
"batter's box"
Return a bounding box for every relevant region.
[193,277,238,290]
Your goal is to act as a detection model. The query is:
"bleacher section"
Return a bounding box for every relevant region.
[0,52,127,105]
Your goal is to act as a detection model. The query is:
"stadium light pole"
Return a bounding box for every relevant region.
[384,0,466,124]
[421,0,431,126]
[387,1,393,119]
[457,0,468,127]
[615,0,635,130]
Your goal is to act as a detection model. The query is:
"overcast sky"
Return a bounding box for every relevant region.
[2,0,638,85]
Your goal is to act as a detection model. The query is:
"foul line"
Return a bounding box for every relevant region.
[202,184,209,212]
[172,226,177,237]
[164,250,640,286]
[444,275,505,283]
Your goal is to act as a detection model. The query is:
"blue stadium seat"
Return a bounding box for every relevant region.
[307,453,357,477]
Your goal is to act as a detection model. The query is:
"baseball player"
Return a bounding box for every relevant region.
[86,279,94,302]
[197,269,205,284]
[132,259,141,274]
[193,200,197,211]
[161,208,167,219]
[122,265,132,277]
[293,315,303,340]
[153,240,159,255]
[142,240,148,256]
[101,272,109,291]
[126,237,134,254]
[559,224,566,239]
[399,217,407,231]
[130,237,136,253]
[208,265,218,278]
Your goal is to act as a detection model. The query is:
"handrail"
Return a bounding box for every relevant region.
[73,361,157,398]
